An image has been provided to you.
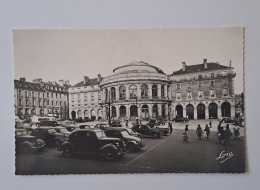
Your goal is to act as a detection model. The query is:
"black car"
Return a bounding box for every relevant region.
[220,117,234,124]
[124,128,142,138]
[146,120,169,136]
[131,125,161,138]
[57,129,126,160]
[105,128,145,151]
[39,120,60,127]
[94,123,109,130]
[15,128,45,153]
[54,126,71,138]
[146,119,159,128]
[30,127,66,146]
[78,124,94,129]
[65,125,80,132]
[172,117,188,123]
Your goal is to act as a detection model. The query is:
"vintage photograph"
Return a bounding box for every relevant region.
[13,27,245,174]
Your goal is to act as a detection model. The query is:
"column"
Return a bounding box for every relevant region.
[165,104,169,119]
[137,84,141,99]
[218,105,222,119]
[116,105,120,119]
[138,105,142,119]
[115,86,119,101]
[126,84,130,100]
[164,85,167,99]
[148,83,152,99]
[205,104,209,119]
[157,84,161,99]
[183,105,186,118]
[231,104,235,118]
[194,105,198,119]
[126,104,130,119]
[157,104,162,117]
[148,104,153,118]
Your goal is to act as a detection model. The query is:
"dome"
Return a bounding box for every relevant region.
[113,61,165,74]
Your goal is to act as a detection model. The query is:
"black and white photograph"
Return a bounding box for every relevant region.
[13,27,246,174]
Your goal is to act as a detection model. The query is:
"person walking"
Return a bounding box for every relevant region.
[224,124,232,145]
[185,124,189,136]
[204,124,210,140]
[169,121,173,134]
[209,120,212,128]
[196,124,203,140]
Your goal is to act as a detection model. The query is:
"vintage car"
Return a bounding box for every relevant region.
[104,128,145,151]
[146,119,169,136]
[39,120,60,127]
[54,126,71,138]
[131,125,161,138]
[94,123,109,130]
[124,128,142,138]
[64,125,80,132]
[15,128,45,153]
[172,117,189,123]
[30,127,66,147]
[57,129,126,160]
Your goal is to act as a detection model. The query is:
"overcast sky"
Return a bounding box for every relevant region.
[13,27,244,93]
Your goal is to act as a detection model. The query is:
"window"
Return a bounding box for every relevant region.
[120,106,126,117]
[222,71,227,76]
[111,87,116,100]
[47,92,49,97]
[26,99,29,106]
[187,82,191,88]
[51,93,53,98]
[187,92,192,99]
[199,81,203,88]
[224,79,228,85]
[211,80,215,87]
[119,86,126,100]
[198,90,203,98]
[56,101,58,106]
[52,101,54,106]
[186,75,191,81]
[129,85,137,99]
[210,72,214,78]
[78,94,80,98]
[47,100,49,106]
[56,93,58,98]
[176,77,180,82]
[176,92,181,100]
[39,100,41,107]
[141,84,148,98]
[223,88,228,96]
[177,84,181,90]
[152,85,158,98]
[198,74,202,80]
[18,90,21,96]
[25,91,28,97]
[210,89,215,97]
[18,98,22,106]
[38,92,40,98]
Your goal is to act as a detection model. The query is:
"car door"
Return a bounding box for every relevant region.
[83,131,99,153]
[69,131,84,152]
[138,125,149,135]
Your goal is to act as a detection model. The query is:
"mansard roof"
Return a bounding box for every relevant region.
[171,62,232,75]
[72,78,100,87]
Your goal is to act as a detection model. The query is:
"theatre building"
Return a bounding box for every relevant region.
[169,59,236,120]
[99,61,171,121]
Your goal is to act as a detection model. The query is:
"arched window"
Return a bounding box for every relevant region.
[111,87,116,100]
[129,85,137,99]
[130,105,138,117]
[141,84,148,99]
[152,104,158,118]
[152,85,158,98]
[141,105,149,119]
[111,106,116,117]
[119,86,126,100]
[120,106,126,117]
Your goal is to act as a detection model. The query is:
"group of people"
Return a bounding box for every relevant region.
[195,124,211,141]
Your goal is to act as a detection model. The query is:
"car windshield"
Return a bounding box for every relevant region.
[48,129,56,134]
[96,131,106,138]
[58,128,69,133]
[121,131,129,137]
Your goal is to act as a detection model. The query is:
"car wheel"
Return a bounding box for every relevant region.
[127,143,136,152]
[103,148,116,161]
[153,133,159,138]
[62,145,72,157]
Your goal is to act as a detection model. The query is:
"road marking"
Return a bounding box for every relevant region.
[126,135,172,165]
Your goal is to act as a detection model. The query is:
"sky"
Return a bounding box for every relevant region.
[13,27,244,93]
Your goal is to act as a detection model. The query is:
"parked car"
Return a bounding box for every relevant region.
[15,128,45,153]
[65,125,80,132]
[104,128,145,151]
[75,117,84,123]
[146,119,159,128]
[39,120,60,127]
[57,129,126,160]
[30,127,66,147]
[61,120,75,127]
[131,125,161,138]
[172,117,188,123]
[124,128,142,138]
[146,119,169,136]
[78,124,95,129]
[54,126,71,138]
[94,123,109,130]
[156,118,166,125]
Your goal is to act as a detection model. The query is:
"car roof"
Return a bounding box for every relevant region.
[106,127,126,131]
[72,129,102,133]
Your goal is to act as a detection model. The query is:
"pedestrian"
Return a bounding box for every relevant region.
[196,124,202,140]
[136,117,139,125]
[168,121,173,134]
[204,124,210,140]
[209,120,212,128]
[224,124,232,145]
[185,124,189,136]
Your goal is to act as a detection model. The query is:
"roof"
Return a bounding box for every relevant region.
[106,127,126,131]
[72,78,100,87]
[171,62,232,75]
[113,61,166,74]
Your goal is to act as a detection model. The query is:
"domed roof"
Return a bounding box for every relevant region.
[113,61,165,74]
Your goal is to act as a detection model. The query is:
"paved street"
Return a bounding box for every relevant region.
[16,120,245,174]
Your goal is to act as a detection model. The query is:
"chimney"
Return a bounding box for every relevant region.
[84,76,89,84]
[97,74,101,83]
[59,79,64,86]
[203,59,207,69]
[52,81,56,85]
[65,80,70,85]
[229,60,232,67]
[20,77,26,82]
[182,62,186,72]
[33,78,42,83]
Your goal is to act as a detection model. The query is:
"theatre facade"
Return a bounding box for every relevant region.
[69,60,236,121]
